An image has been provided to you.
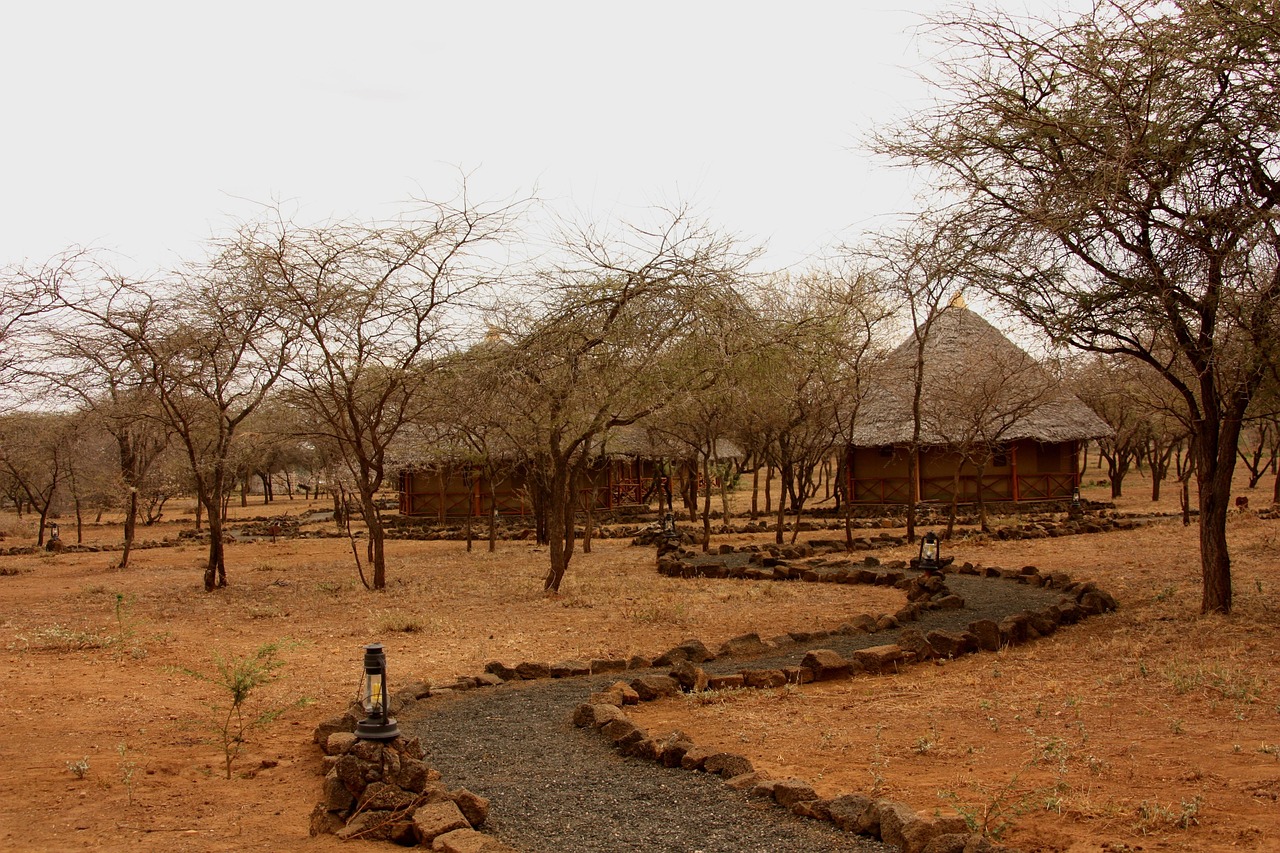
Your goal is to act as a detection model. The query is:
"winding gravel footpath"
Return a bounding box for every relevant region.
[404,571,1064,853]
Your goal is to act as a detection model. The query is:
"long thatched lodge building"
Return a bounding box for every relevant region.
[846,305,1112,506]
[396,306,1111,518]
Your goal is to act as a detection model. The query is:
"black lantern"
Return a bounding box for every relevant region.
[918,531,941,575]
[47,522,60,541]
[1071,486,1081,506]
[354,643,400,741]
[662,512,676,537]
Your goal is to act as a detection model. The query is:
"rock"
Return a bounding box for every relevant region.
[514,661,551,680]
[853,644,911,674]
[680,744,711,771]
[933,594,966,609]
[703,752,753,777]
[875,801,919,849]
[609,681,640,704]
[925,630,978,659]
[358,780,419,812]
[800,649,852,680]
[653,638,715,666]
[413,800,471,845]
[827,793,875,833]
[589,658,628,674]
[848,613,880,633]
[308,802,346,836]
[623,737,661,761]
[896,629,938,663]
[875,614,901,631]
[549,659,590,678]
[741,669,788,688]
[793,798,832,821]
[337,810,400,842]
[324,731,357,756]
[707,673,745,690]
[717,632,774,658]
[313,712,357,745]
[659,732,693,767]
[771,779,819,809]
[626,654,653,670]
[724,771,767,791]
[482,661,520,681]
[669,661,709,692]
[901,816,972,852]
[573,702,625,728]
[448,788,490,828]
[430,828,489,853]
[967,619,1002,652]
[630,674,680,700]
[600,718,645,749]
[394,756,431,793]
[431,828,522,852]
[321,770,354,812]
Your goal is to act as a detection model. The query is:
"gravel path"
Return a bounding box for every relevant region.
[405,571,1062,853]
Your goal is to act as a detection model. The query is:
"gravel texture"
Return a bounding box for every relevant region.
[404,570,1067,853]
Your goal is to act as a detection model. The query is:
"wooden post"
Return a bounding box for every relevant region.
[1010,444,1021,502]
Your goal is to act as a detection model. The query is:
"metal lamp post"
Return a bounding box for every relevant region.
[354,643,401,741]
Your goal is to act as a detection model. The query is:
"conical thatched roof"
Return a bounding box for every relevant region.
[849,306,1112,447]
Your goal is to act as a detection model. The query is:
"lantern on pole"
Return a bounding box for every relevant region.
[354,643,400,741]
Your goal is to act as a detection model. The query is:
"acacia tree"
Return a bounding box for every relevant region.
[0,411,75,545]
[491,208,755,593]
[45,250,297,590]
[852,219,975,542]
[882,0,1280,613]
[249,195,521,590]
[734,274,879,546]
[29,270,172,567]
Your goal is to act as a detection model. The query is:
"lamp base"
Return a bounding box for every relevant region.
[355,716,401,741]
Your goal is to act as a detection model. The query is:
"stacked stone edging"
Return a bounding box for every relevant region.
[308,708,518,851]
[313,554,1118,852]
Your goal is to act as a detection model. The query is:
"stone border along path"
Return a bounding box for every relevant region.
[311,545,1118,853]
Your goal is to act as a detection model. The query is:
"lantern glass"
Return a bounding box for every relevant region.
[362,671,385,717]
[920,533,940,564]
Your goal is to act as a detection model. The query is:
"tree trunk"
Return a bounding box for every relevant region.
[975,461,990,533]
[906,447,919,543]
[750,466,759,519]
[774,463,788,545]
[120,489,137,569]
[764,465,773,515]
[464,476,474,554]
[1194,417,1240,615]
[584,485,595,555]
[202,492,226,591]
[543,462,575,593]
[488,476,498,553]
[701,456,712,552]
[359,492,387,590]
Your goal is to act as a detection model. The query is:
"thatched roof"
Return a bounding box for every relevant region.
[392,422,742,471]
[849,306,1112,447]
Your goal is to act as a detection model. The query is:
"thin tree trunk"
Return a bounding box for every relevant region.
[120,489,138,569]
[701,456,712,552]
[750,466,759,519]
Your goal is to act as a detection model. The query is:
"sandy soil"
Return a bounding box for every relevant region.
[0,465,1277,853]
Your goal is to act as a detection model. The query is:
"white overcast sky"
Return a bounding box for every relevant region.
[1,1,1085,276]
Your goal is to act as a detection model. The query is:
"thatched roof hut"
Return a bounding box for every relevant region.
[847,305,1110,504]
[851,306,1111,447]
